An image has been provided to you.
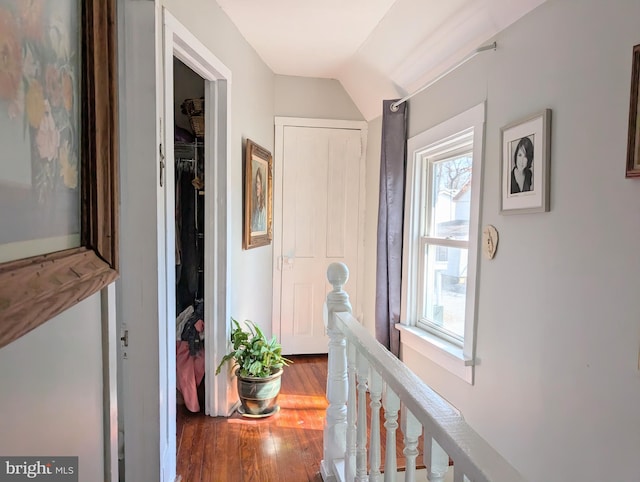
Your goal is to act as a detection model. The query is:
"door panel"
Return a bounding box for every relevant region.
[279,125,362,354]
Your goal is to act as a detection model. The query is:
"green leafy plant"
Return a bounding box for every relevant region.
[215,318,292,378]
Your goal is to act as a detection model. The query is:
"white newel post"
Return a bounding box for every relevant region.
[322,262,352,481]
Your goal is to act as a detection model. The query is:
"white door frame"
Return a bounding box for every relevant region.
[272,117,368,340]
[118,5,233,481]
[118,2,167,480]
[162,10,232,418]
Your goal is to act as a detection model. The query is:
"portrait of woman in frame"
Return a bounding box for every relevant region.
[243,139,272,249]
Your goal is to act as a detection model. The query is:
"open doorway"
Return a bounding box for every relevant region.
[163,10,234,420]
[173,57,207,417]
[158,10,234,480]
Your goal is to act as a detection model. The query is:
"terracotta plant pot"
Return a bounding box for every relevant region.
[236,367,283,415]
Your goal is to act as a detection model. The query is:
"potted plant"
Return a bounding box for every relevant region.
[215,318,291,416]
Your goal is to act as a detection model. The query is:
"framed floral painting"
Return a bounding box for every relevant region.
[0,0,119,349]
[0,0,81,261]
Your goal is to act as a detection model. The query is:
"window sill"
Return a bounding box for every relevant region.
[395,323,474,384]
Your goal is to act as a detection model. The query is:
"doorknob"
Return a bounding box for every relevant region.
[278,256,295,270]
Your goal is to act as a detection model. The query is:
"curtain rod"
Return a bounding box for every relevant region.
[390,41,497,112]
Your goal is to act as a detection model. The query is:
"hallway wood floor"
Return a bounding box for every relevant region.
[177,354,327,482]
[176,354,425,482]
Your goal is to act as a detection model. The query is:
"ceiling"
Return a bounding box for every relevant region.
[216,0,546,120]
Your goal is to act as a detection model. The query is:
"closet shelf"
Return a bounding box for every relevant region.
[174,140,204,161]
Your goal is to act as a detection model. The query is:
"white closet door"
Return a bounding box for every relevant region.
[277,124,363,354]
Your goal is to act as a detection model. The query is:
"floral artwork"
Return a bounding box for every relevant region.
[0,0,80,254]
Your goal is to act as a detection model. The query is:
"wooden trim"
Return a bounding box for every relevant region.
[626,44,640,178]
[83,0,120,269]
[0,0,119,349]
[0,248,118,349]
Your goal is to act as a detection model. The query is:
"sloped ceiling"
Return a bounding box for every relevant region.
[216,0,547,120]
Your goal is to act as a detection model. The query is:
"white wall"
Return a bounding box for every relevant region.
[274,75,363,121]
[361,1,640,480]
[0,294,104,482]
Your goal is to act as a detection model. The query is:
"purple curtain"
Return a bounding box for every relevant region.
[375,99,408,357]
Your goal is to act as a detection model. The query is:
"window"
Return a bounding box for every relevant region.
[400,103,485,384]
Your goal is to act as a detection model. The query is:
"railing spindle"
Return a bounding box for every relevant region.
[368,369,383,481]
[401,407,422,481]
[346,340,357,480]
[383,386,400,482]
[356,352,369,481]
[425,437,449,482]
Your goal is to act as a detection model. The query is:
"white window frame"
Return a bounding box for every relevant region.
[399,102,485,384]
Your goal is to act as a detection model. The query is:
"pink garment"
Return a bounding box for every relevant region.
[194,319,204,333]
[176,340,205,412]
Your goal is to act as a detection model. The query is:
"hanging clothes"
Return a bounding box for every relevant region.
[175,159,199,314]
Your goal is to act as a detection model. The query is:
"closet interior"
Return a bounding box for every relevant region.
[174,57,207,414]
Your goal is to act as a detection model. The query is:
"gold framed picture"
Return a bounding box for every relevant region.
[626,44,640,178]
[243,139,272,249]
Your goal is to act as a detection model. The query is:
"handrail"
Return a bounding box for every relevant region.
[322,262,525,482]
[334,311,525,482]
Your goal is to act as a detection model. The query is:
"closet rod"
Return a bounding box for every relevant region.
[390,42,497,112]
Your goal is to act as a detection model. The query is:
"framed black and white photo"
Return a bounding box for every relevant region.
[500,109,551,214]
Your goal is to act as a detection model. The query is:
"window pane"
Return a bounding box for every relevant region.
[431,155,472,240]
[421,244,468,341]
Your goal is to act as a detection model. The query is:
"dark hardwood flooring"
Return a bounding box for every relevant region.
[176,354,424,482]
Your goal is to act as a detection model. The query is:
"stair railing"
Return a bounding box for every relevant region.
[321,262,525,482]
